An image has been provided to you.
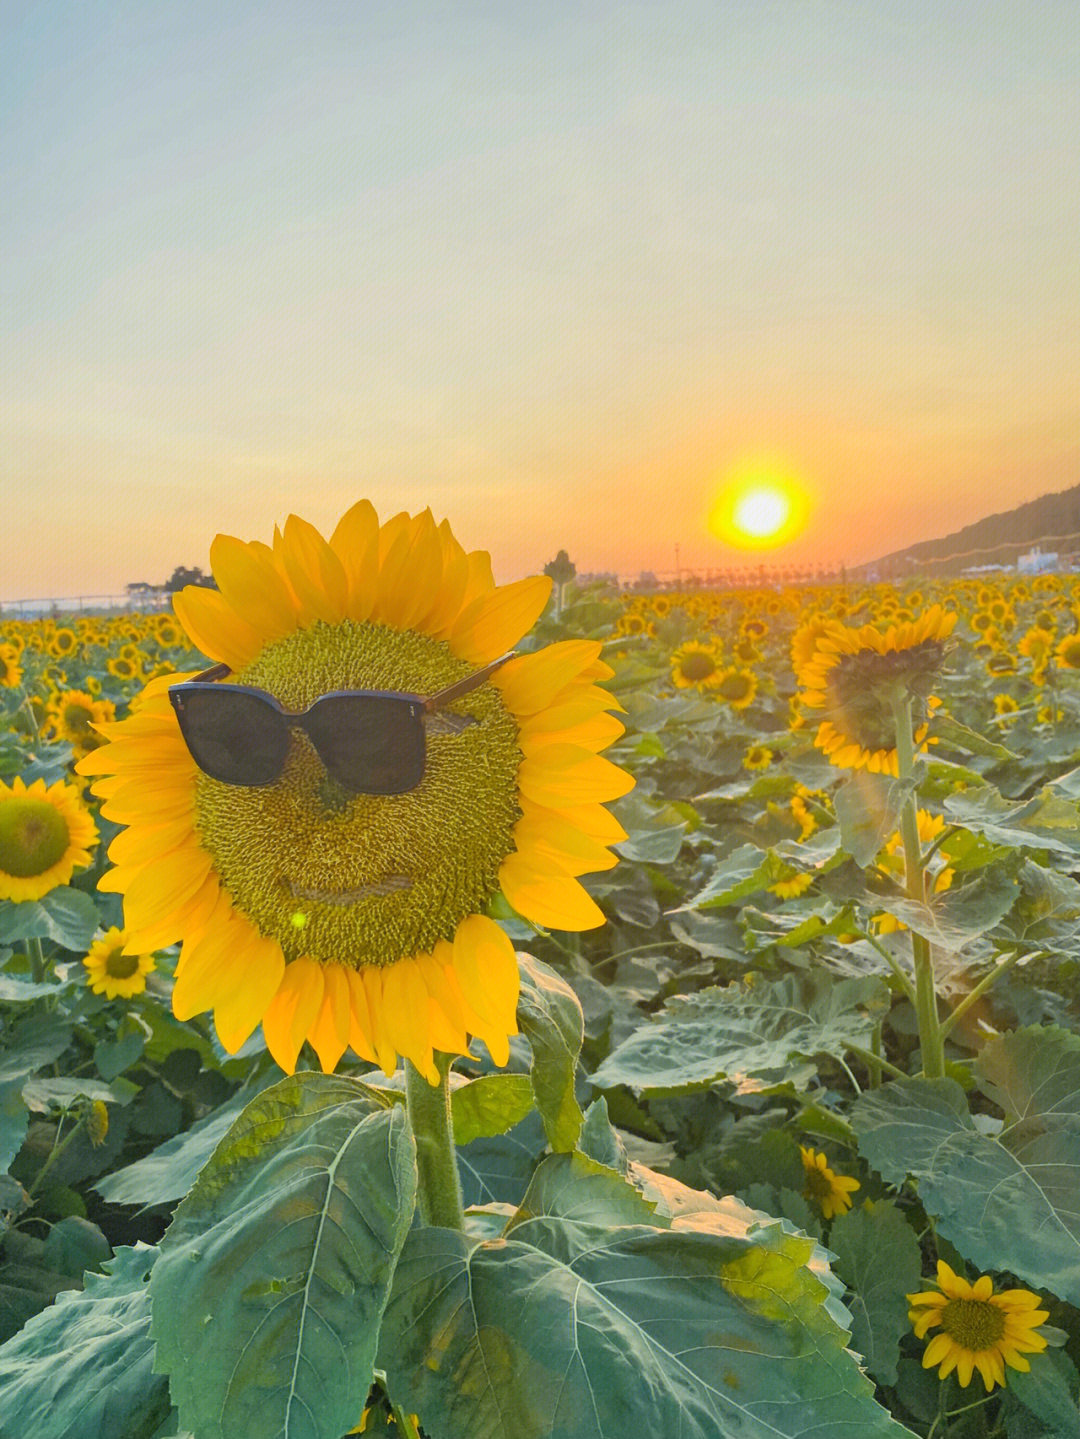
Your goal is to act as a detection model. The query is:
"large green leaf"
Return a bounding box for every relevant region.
[507,1151,662,1230]
[0,1244,169,1439]
[378,1218,914,1438]
[591,972,890,1096]
[451,1072,535,1145]
[828,1200,924,1386]
[872,863,1021,950]
[0,887,99,950]
[150,1073,416,1439]
[944,785,1080,859]
[517,954,585,1152]
[851,1028,1080,1303]
[680,843,792,911]
[833,772,918,868]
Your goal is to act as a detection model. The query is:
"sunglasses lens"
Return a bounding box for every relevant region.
[173,688,288,785]
[305,695,425,794]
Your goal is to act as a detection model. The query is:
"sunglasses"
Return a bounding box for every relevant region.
[168,652,514,795]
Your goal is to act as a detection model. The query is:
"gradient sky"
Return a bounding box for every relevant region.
[3,0,1078,599]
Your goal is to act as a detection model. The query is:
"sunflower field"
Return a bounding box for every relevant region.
[2,512,1080,1439]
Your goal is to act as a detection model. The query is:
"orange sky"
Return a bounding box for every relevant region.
[3,3,1078,599]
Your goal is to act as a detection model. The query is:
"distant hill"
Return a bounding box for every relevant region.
[866,483,1080,577]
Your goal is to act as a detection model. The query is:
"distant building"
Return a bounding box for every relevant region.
[1017,546,1058,575]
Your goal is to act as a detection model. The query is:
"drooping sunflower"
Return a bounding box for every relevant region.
[77,503,633,1081]
[670,640,722,691]
[83,927,156,999]
[798,1145,859,1219]
[795,606,956,775]
[908,1260,1049,1392]
[0,775,98,902]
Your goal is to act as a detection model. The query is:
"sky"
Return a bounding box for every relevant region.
[3,0,1078,599]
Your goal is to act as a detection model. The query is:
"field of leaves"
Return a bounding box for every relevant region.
[1,571,1080,1439]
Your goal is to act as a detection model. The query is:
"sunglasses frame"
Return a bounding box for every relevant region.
[168,650,515,794]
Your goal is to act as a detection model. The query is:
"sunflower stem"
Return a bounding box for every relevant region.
[891,692,945,1080]
[939,948,1028,1040]
[28,935,46,984]
[405,1053,464,1232]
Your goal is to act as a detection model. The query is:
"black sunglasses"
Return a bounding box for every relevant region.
[168,652,514,795]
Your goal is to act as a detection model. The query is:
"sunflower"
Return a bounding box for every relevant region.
[908,1260,1049,1392]
[106,655,139,681]
[0,775,98,902]
[1055,633,1080,670]
[0,643,23,689]
[716,667,758,709]
[44,690,116,752]
[874,810,953,934]
[795,606,956,775]
[798,1145,859,1219]
[770,869,813,900]
[670,640,721,691]
[993,693,1020,719]
[83,927,156,999]
[742,744,773,771]
[78,503,633,1082]
[46,627,79,659]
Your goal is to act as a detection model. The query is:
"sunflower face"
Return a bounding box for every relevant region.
[84,927,156,999]
[908,1260,1049,1391]
[78,503,632,1080]
[0,776,98,902]
[799,1145,859,1219]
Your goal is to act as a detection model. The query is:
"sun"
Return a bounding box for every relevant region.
[708,468,810,551]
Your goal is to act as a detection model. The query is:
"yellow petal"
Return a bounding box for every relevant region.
[492,641,604,715]
[343,969,378,1064]
[518,746,635,806]
[518,712,624,755]
[210,534,299,640]
[500,854,607,931]
[308,963,353,1072]
[329,499,380,622]
[360,967,399,1075]
[451,914,520,1031]
[121,846,214,929]
[213,932,286,1053]
[379,958,434,1075]
[279,514,349,627]
[520,797,629,846]
[511,813,618,877]
[172,585,265,670]
[449,575,553,664]
[261,958,326,1073]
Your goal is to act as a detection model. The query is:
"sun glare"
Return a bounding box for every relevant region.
[709,469,810,551]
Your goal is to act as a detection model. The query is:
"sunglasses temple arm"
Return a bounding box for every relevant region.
[422,651,515,712]
[193,662,233,683]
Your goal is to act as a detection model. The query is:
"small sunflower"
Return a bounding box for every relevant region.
[107,655,139,681]
[799,1145,859,1219]
[769,869,813,900]
[46,627,79,659]
[742,744,773,771]
[78,502,633,1082]
[1055,633,1080,670]
[993,693,1020,719]
[44,690,116,753]
[908,1260,1049,1392]
[795,606,956,775]
[716,667,758,710]
[670,640,722,691]
[83,927,156,999]
[0,775,98,902]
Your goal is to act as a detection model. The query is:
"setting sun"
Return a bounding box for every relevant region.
[709,469,811,551]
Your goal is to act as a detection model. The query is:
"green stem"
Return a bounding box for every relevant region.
[27,1111,84,1199]
[28,936,46,984]
[939,949,1028,1040]
[405,1053,464,1232]
[868,1020,883,1088]
[892,693,944,1080]
[846,1042,906,1082]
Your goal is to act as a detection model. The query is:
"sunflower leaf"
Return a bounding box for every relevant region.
[0,1243,170,1439]
[377,1215,915,1439]
[833,772,919,868]
[828,1200,924,1387]
[516,954,585,1152]
[451,1072,535,1145]
[851,1028,1080,1304]
[591,972,890,1097]
[0,887,98,952]
[149,1073,416,1439]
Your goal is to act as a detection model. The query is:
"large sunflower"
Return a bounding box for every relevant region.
[908,1260,1049,1392]
[795,605,956,775]
[77,503,633,1081]
[0,775,98,902]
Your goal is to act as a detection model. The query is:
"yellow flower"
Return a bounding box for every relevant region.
[799,1145,859,1219]
[44,690,116,753]
[83,926,156,999]
[795,606,956,775]
[742,744,773,771]
[0,775,99,902]
[670,640,721,691]
[46,627,79,659]
[716,666,758,710]
[78,502,633,1082]
[908,1260,1050,1392]
[0,643,22,689]
[1055,633,1080,670]
[769,869,813,900]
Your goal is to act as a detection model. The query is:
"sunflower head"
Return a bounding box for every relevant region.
[78,503,632,1082]
[798,1144,859,1219]
[83,927,156,999]
[0,775,98,902]
[908,1260,1050,1392]
[670,640,721,691]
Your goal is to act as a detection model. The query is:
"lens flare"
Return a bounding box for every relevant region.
[709,469,810,550]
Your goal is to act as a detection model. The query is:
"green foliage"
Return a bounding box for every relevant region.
[828,1200,924,1386]
[149,1074,416,1439]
